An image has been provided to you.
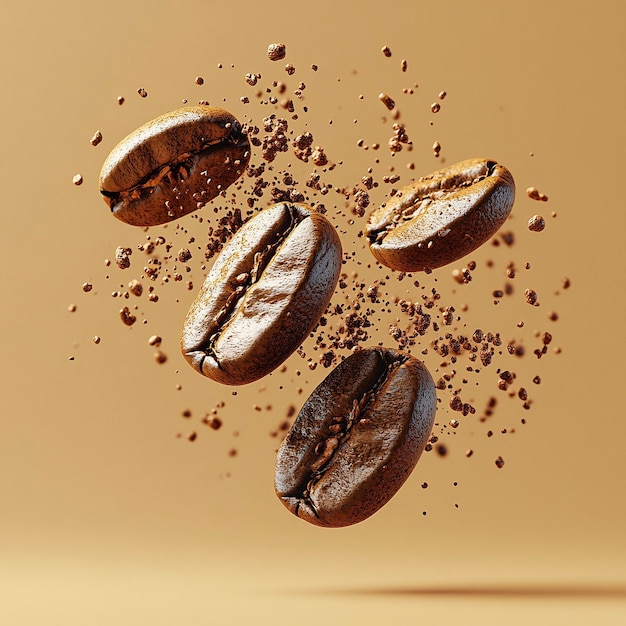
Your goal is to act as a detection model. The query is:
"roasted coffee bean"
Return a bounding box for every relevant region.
[181,202,341,385]
[99,106,250,226]
[367,158,515,271]
[275,347,436,527]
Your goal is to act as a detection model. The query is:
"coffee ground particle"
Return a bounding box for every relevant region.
[528,215,546,232]
[267,43,286,61]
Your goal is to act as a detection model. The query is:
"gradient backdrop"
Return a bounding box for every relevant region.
[2,1,625,624]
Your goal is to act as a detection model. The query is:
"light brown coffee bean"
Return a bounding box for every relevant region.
[181,202,341,386]
[274,347,436,528]
[99,106,250,226]
[367,158,515,272]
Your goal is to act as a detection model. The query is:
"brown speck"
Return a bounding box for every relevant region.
[267,43,286,61]
[528,215,546,232]
[379,92,395,110]
[92,336,101,344]
[128,279,143,297]
[148,335,162,346]
[526,186,548,201]
[207,417,222,430]
[82,282,93,292]
[120,306,137,326]
[401,59,408,72]
[119,307,136,326]
[90,131,102,147]
[115,246,132,270]
[381,46,392,57]
[117,96,125,105]
[524,289,538,305]
[73,173,83,186]
[177,248,192,263]
[312,147,328,167]
[195,76,204,85]
[68,304,77,312]
[431,102,441,113]
[137,87,148,98]
[154,350,167,364]
[495,456,505,468]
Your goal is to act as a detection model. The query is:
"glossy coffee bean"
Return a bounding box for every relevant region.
[367,158,515,271]
[275,347,436,527]
[181,202,341,385]
[99,106,250,226]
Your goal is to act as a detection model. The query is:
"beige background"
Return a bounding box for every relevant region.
[2,0,625,624]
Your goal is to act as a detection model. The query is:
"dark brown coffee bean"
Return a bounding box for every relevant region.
[99,106,250,226]
[367,158,515,271]
[275,347,436,527]
[181,202,341,385]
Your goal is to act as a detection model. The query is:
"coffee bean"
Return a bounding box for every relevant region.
[274,347,436,527]
[181,202,342,386]
[367,158,515,272]
[99,106,250,226]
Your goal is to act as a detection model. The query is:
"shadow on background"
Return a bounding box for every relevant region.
[300,585,626,599]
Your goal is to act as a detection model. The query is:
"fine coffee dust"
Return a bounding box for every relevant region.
[70,43,569,515]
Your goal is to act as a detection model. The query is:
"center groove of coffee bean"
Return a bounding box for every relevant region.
[202,205,306,369]
[298,353,407,514]
[368,160,497,244]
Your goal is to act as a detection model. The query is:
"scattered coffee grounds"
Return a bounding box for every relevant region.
[71,40,569,525]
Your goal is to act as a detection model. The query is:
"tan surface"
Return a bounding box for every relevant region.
[2,1,625,624]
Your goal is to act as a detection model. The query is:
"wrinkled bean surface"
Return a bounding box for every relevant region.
[181,202,342,386]
[367,158,515,271]
[275,347,436,527]
[99,106,250,226]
